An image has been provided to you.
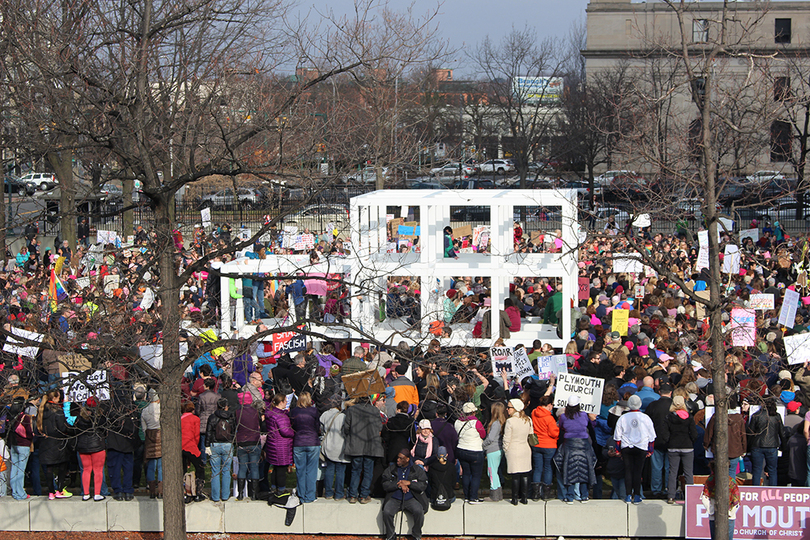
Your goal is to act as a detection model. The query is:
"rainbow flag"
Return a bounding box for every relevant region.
[49,269,68,312]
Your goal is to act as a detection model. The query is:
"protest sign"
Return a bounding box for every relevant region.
[739,228,759,243]
[3,327,44,358]
[511,347,536,381]
[301,233,315,250]
[632,214,651,228]
[63,370,110,402]
[272,330,308,355]
[634,284,645,298]
[103,274,120,296]
[749,293,774,310]
[453,225,472,238]
[96,230,118,244]
[718,217,734,233]
[784,333,810,365]
[613,253,643,274]
[730,308,756,347]
[490,346,514,374]
[722,244,741,274]
[685,485,810,540]
[201,207,211,228]
[612,309,629,335]
[139,342,189,370]
[537,354,568,380]
[75,276,91,289]
[578,277,590,300]
[696,247,709,271]
[238,228,251,242]
[779,289,800,328]
[698,230,708,248]
[304,274,328,296]
[553,373,604,414]
[388,217,404,239]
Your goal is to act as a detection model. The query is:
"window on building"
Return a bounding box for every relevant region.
[775,19,791,44]
[774,77,791,101]
[770,120,792,162]
[692,19,709,43]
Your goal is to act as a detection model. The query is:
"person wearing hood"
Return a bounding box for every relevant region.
[614,394,656,504]
[531,395,559,500]
[663,396,697,503]
[205,398,235,502]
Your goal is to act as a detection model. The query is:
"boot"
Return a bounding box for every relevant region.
[157,482,163,500]
[510,476,519,506]
[148,481,157,499]
[251,480,261,501]
[531,482,542,502]
[236,479,246,501]
[489,487,502,502]
[195,479,206,502]
[520,475,529,505]
[541,484,551,501]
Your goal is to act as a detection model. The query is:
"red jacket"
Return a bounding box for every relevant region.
[531,406,560,449]
[181,412,201,456]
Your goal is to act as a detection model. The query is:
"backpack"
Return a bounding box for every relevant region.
[214,416,233,442]
[431,481,452,511]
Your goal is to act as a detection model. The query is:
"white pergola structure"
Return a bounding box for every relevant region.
[349,189,579,349]
[218,189,579,350]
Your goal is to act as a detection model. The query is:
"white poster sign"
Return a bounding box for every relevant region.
[779,289,800,328]
[96,230,118,245]
[103,274,120,296]
[695,246,710,271]
[511,347,536,381]
[3,327,44,358]
[749,294,774,310]
[139,342,189,370]
[537,354,568,380]
[490,346,514,374]
[200,207,211,228]
[553,373,604,414]
[722,244,740,274]
[613,253,643,274]
[783,333,810,365]
[739,228,759,243]
[63,370,110,402]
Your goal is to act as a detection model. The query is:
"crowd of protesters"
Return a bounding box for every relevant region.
[0,217,807,540]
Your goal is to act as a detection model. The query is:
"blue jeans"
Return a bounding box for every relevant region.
[457,448,485,501]
[566,482,588,502]
[199,434,207,465]
[710,518,735,540]
[532,447,556,484]
[348,456,374,499]
[610,477,626,500]
[324,459,347,499]
[107,450,134,495]
[26,447,41,496]
[210,442,233,501]
[146,458,163,482]
[293,446,320,503]
[728,457,741,480]
[237,443,262,480]
[750,447,778,486]
[9,446,31,500]
[253,283,266,317]
[650,448,669,495]
[244,297,261,321]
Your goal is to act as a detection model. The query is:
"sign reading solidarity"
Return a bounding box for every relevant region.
[553,373,604,414]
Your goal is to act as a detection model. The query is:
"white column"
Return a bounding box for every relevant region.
[220,274,230,337]
[235,279,245,331]
[490,274,503,343]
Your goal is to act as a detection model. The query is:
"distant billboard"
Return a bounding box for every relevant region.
[512,76,564,104]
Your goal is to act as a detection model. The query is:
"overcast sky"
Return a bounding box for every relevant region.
[303,0,590,76]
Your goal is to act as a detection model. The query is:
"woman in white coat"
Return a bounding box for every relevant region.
[503,398,533,505]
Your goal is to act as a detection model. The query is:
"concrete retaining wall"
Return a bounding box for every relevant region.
[14,496,685,536]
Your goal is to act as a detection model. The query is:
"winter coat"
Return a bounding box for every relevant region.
[230,353,254,387]
[106,409,139,454]
[39,405,72,465]
[531,406,560,449]
[265,406,295,465]
[205,409,236,444]
[430,417,459,465]
[427,457,455,504]
[748,409,784,449]
[663,411,697,451]
[554,436,597,487]
[705,412,747,459]
[499,310,512,338]
[196,389,220,433]
[644,396,673,451]
[382,460,429,513]
[235,404,263,446]
[382,413,415,464]
[505,306,521,333]
[75,410,107,454]
[342,401,384,458]
[181,413,201,456]
[320,408,349,463]
[8,413,33,448]
[503,415,533,474]
[290,406,321,447]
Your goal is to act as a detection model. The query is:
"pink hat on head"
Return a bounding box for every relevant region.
[238,392,253,405]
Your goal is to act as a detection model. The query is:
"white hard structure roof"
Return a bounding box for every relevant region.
[220,189,580,350]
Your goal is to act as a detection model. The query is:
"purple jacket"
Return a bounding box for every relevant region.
[291,406,321,447]
[235,405,262,446]
[265,406,294,465]
[231,353,254,387]
[558,411,590,439]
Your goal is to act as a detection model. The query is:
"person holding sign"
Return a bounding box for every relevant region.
[614,395,656,504]
[554,395,596,504]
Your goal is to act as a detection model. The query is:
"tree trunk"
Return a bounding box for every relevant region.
[155,192,186,540]
[0,179,6,263]
[48,151,76,248]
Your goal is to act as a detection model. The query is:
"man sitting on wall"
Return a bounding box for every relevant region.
[381,448,429,540]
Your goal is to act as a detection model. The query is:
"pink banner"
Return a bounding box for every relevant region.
[685,484,810,540]
[578,277,590,300]
[730,308,756,348]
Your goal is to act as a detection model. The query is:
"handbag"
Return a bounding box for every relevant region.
[527,432,539,446]
[14,417,27,438]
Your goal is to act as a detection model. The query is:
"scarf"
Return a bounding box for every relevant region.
[412,431,434,465]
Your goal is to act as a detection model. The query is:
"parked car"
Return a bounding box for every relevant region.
[346,166,389,184]
[560,180,592,197]
[99,184,123,201]
[198,187,264,209]
[745,170,786,184]
[451,179,496,189]
[410,181,449,189]
[20,172,57,191]
[761,197,810,221]
[479,159,515,175]
[430,162,478,178]
[673,198,723,220]
[450,205,491,222]
[283,204,350,234]
[4,175,36,195]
